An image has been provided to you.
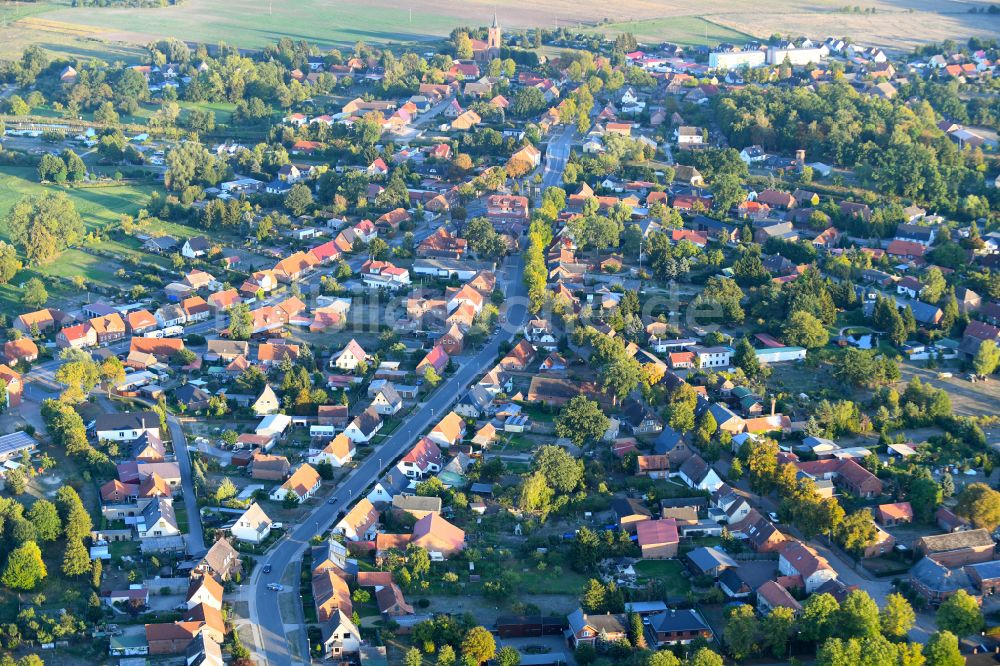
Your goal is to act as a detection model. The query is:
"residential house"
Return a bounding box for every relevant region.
[344,407,383,444]
[195,537,242,581]
[437,324,465,356]
[392,495,442,520]
[319,609,361,659]
[125,310,159,335]
[410,513,465,558]
[910,557,976,603]
[186,575,223,611]
[371,384,403,416]
[0,365,23,408]
[231,503,272,544]
[331,339,370,372]
[778,541,836,592]
[647,609,713,646]
[14,308,69,335]
[313,570,353,622]
[251,453,291,481]
[566,610,627,648]
[636,519,680,559]
[427,412,465,449]
[500,340,536,371]
[757,580,803,615]
[416,346,449,376]
[309,434,355,468]
[270,464,321,502]
[612,498,652,533]
[182,237,211,259]
[876,502,914,526]
[622,399,663,435]
[136,498,180,539]
[57,322,97,349]
[678,455,724,492]
[794,459,883,498]
[335,499,380,541]
[454,385,494,419]
[396,437,444,479]
[95,412,161,442]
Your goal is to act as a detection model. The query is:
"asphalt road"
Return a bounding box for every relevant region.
[542,126,575,190]
[248,256,528,665]
[169,414,206,555]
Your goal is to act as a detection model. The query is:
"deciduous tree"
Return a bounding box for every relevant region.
[2,541,46,590]
[955,483,1000,531]
[936,589,983,637]
[880,592,916,640]
[554,396,609,445]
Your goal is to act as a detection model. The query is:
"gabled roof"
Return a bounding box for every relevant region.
[636,519,679,547]
[339,498,379,535]
[757,579,802,611]
[401,437,443,468]
[411,513,465,552]
[917,528,994,553]
[424,402,460,435]
[281,464,320,497]
[778,540,831,578]
[236,502,271,532]
[876,502,913,522]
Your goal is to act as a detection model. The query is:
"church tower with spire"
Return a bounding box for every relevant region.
[472,12,502,62]
[487,11,501,52]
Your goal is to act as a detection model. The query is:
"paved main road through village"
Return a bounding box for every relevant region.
[248,256,529,665]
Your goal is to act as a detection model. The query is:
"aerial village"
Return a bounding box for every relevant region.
[0,8,997,666]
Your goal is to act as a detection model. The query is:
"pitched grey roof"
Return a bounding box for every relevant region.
[95,411,160,433]
[687,546,739,573]
[392,495,442,513]
[141,497,177,530]
[911,557,972,595]
[648,608,710,634]
[612,498,652,520]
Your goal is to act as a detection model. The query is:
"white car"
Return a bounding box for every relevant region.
[267,583,283,591]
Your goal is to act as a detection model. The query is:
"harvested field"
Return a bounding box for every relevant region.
[1,0,998,61]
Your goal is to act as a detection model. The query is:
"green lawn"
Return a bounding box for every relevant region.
[179,101,239,125]
[512,565,589,595]
[633,559,692,595]
[0,166,160,314]
[0,167,155,239]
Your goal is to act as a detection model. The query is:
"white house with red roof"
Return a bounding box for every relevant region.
[778,541,836,592]
[331,339,370,371]
[426,411,466,449]
[396,438,444,479]
[361,260,411,290]
[367,158,389,177]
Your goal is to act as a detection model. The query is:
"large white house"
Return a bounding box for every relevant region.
[331,339,369,371]
[231,502,273,544]
[95,412,161,442]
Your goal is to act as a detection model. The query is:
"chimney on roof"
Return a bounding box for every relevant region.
[771,397,776,416]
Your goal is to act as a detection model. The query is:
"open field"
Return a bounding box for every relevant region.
[0,166,157,314]
[0,166,154,238]
[0,3,146,62]
[580,16,752,48]
[1,0,999,61]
